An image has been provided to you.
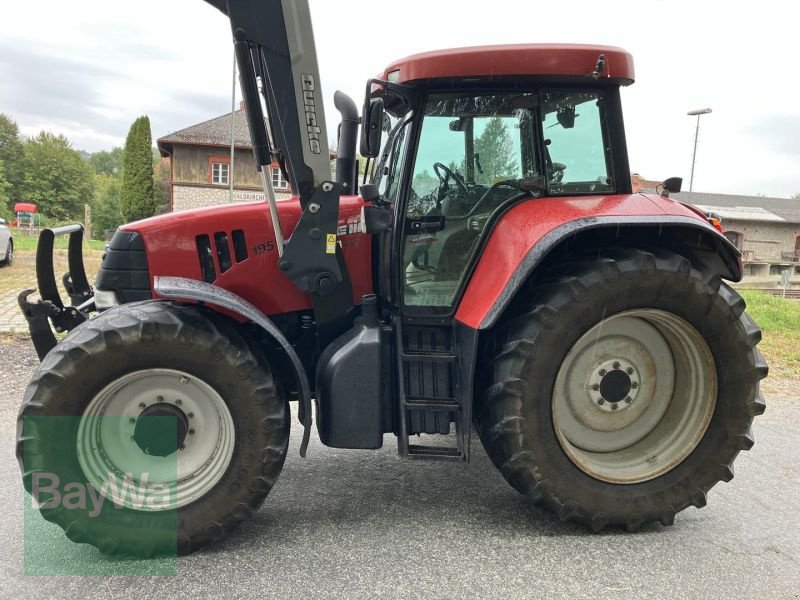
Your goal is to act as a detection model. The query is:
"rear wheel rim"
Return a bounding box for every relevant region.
[552,309,717,484]
[77,369,236,511]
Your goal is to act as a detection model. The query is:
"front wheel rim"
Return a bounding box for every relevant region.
[552,309,717,484]
[77,369,236,511]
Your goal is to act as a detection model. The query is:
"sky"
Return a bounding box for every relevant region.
[0,0,797,198]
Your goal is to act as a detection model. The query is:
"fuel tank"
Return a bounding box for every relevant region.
[115,195,373,316]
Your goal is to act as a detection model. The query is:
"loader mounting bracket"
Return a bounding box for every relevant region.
[279,181,354,341]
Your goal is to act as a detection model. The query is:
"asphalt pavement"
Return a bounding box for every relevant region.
[1,339,798,599]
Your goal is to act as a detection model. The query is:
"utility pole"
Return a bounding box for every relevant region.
[687,108,712,192]
[230,45,236,203]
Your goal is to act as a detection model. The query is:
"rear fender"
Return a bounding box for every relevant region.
[456,210,741,331]
[154,276,313,457]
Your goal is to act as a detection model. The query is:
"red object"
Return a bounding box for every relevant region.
[380,44,635,84]
[123,195,373,316]
[14,202,37,213]
[455,193,714,329]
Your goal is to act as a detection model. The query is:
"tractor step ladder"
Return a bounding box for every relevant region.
[396,319,470,461]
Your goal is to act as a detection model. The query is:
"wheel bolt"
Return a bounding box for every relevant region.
[592,384,600,391]
[611,403,619,410]
[188,412,194,419]
[613,362,621,370]
[175,399,182,406]
[129,417,136,425]
[189,429,195,435]
[180,377,190,384]
[138,402,146,409]
[626,368,634,375]
[625,397,633,404]
[597,399,605,406]
[631,382,639,389]
[599,369,607,376]
[157,395,164,402]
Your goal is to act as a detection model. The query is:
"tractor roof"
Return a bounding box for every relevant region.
[380,44,635,85]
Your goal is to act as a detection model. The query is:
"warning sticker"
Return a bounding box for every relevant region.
[325,234,337,254]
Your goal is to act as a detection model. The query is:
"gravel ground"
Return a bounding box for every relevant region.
[1,338,799,599]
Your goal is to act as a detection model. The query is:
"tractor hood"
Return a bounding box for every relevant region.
[107,196,374,318]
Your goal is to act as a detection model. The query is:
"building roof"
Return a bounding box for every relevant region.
[380,44,635,85]
[637,189,800,224]
[157,109,252,155]
[671,191,800,224]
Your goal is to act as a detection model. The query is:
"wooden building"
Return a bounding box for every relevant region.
[157,104,292,212]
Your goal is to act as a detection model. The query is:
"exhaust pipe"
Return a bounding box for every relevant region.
[334,91,359,195]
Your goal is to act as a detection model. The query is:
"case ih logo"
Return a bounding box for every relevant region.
[301,74,322,154]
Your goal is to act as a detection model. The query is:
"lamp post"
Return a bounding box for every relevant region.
[687,108,712,192]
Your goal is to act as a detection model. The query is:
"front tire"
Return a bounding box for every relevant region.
[17,301,290,555]
[476,248,767,531]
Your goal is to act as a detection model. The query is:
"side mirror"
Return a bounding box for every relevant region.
[359,98,385,158]
[0,218,6,226]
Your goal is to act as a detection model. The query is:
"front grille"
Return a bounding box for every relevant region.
[95,230,152,304]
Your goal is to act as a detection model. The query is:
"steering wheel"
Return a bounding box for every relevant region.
[433,162,469,196]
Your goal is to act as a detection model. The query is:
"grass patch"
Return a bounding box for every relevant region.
[740,290,800,379]
[11,233,106,252]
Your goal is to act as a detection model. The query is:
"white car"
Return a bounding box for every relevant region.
[0,218,13,267]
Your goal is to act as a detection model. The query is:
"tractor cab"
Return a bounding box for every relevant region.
[361,49,633,311]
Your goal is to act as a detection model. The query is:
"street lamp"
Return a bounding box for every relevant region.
[687,108,712,192]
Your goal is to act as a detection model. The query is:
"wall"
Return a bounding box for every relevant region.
[172,145,262,188]
[724,220,800,262]
[173,185,293,212]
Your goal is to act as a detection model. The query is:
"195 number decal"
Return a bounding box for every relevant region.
[253,241,276,255]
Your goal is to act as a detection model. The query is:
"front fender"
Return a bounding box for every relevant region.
[154,276,313,457]
[455,194,741,330]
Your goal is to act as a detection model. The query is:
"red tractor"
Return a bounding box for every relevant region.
[17,0,766,556]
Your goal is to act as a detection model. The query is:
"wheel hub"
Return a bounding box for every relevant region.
[587,358,641,413]
[133,403,190,457]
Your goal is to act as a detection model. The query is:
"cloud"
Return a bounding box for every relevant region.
[747,115,800,157]
[0,41,120,134]
[0,39,230,151]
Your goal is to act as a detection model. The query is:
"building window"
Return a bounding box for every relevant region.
[724,230,743,251]
[211,161,229,185]
[271,167,288,190]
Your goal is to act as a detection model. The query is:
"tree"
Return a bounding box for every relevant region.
[0,160,13,221]
[91,173,123,239]
[0,114,24,198]
[120,116,156,222]
[89,147,124,176]
[153,156,171,215]
[20,132,95,222]
[473,117,518,184]
[412,168,438,196]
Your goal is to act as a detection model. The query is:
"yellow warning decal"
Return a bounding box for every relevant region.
[325,233,337,254]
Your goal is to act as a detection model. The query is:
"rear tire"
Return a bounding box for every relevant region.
[17,301,290,555]
[476,248,767,531]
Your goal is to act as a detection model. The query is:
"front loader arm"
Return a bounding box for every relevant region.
[206,0,331,201]
[205,0,353,340]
